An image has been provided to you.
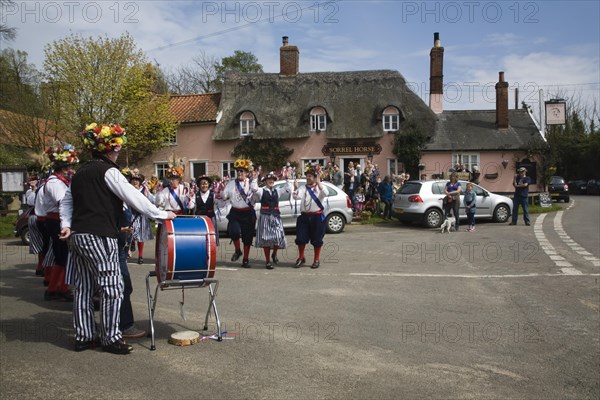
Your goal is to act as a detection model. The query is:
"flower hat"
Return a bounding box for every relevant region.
[304,164,319,177]
[80,122,127,153]
[45,144,79,170]
[234,158,253,171]
[166,164,185,179]
[262,171,278,182]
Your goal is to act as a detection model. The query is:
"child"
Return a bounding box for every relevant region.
[354,186,365,217]
[464,182,477,232]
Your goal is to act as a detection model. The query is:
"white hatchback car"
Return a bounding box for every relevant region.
[392,180,513,228]
[214,179,353,234]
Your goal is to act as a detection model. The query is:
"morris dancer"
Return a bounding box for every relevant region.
[155,164,195,215]
[254,172,291,269]
[128,169,154,264]
[59,122,175,354]
[293,165,328,269]
[194,175,220,245]
[41,144,79,301]
[218,159,258,268]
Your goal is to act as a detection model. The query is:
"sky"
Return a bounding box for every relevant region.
[2,0,599,123]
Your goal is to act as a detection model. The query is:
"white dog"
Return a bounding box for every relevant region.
[440,216,456,233]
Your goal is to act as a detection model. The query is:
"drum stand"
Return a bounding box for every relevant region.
[145,271,222,351]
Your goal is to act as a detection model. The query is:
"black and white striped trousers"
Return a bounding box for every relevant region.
[68,233,123,345]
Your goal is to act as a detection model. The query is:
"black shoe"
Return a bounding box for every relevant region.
[102,339,133,355]
[61,291,74,302]
[137,257,143,264]
[525,222,531,226]
[509,222,516,225]
[272,255,279,265]
[311,261,320,269]
[44,291,60,301]
[294,258,305,268]
[35,269,44,276]
[74,338,100,352]
[231,249,242,262]
[242,260,250,268]
[266,262,273,270]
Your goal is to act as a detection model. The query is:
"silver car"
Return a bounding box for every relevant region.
[392,180,513,228]
[214,179,353,234]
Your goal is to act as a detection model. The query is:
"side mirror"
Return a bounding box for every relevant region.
[483,191,490,197]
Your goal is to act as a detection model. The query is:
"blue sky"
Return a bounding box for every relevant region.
[2,0,599,121]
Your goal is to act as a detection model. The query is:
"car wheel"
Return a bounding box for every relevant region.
[20,227,30,246]
[423,208,443,228]
[493,204,510,223]
[325,212,346,234]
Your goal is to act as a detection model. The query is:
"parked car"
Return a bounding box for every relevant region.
[214,179,353,234]
[548,176,570,202]
[587,179,600,195]
[13,206,33,245]
[567,180,587,195]
[392,180,513,228]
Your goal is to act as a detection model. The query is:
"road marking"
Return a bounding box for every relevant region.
[350,272,600,278]
[553,209,600,268]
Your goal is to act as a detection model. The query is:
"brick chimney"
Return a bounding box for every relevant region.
[280,36,299,76]
[429,32,444,114]
[495,71,509,129]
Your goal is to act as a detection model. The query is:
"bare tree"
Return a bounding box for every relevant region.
[0,0,18,41]
[163,50,219,94]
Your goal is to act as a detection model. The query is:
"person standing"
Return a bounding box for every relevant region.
[194,175,219,246]
[378,175,394,220]
[444,172,462,231]
[155,165,194,215]
[127,170,154,264]
[331,164,343,189]
[41,144,79,301]
[293,166,328,269]
[464,182,477,232]
[254,172,290,269]
[59,122,175,355]
[510,167,531,226]
[218,159,258,268]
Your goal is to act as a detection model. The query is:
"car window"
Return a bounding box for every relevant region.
[276,182,337,202]
[550,177,564,185]
[432,182,446,195]
[472,185,485,196]
[399,182,422,195]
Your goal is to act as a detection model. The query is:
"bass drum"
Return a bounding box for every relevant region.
[155,216,217,283]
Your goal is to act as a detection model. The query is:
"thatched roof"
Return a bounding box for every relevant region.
[427,109,545,151]
[212,70,438,140]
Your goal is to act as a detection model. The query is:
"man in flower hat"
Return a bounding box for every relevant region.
[155,163,194,215]
[40,144,79,301]
[218,158,258,268]
[59,122,176,355]
[292,164,329,269]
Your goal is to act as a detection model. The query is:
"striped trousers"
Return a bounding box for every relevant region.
[68,233,123,345]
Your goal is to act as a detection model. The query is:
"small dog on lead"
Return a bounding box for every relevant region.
[440,216,456,233]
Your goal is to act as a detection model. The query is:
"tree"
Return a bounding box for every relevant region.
[0,1,17,42]
[392,121,429,177]
[43,33,178,162]
[163,50,219,94]
[214,50,263,91]
[232,136,293,173]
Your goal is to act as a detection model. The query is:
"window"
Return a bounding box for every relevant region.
[240,112,255,136]
[452,153,480,172]
[388,159,401,176]
[164,129,177,145]
[221,162,235,179]
[155,163,170,180]
[383,106,400,132]
[310,107,327,132]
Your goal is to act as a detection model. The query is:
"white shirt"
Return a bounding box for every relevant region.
[40,175,69,214]
[221,178,258,209]
[60,167,169,229]
[155,184,195,212]
[293,183,329,213]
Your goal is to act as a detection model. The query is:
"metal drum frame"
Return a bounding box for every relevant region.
[145,216,222,351]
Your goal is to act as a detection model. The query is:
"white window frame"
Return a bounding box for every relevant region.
[452,153,480,172]
[310,107,327,132]
[383,107,400,132]
[221,161,235,179]
[155,162,170,180]
[164,129,177,145]
[240,112,255,136]
[388,159,401,176]
[301,158,326,176]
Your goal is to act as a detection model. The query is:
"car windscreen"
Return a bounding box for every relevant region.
[550,177,564,185]
[399,182,421,195]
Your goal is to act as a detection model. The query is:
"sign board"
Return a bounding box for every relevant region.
[545,100,567,125]
[321,143,382,156]
[1,171,25,193]
[538,192,552,207]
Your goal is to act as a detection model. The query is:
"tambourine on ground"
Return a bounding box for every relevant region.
[146,215,222,350]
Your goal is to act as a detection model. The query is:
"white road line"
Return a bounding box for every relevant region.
[350,272,600,278]
[534,213,576,273]
[553,207,600,267]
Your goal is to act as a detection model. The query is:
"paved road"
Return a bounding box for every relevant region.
[1,199,598,399]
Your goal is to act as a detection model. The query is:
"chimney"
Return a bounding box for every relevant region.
[495,71,509,128]
[429,32,444,114]
[280,36,299,76]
